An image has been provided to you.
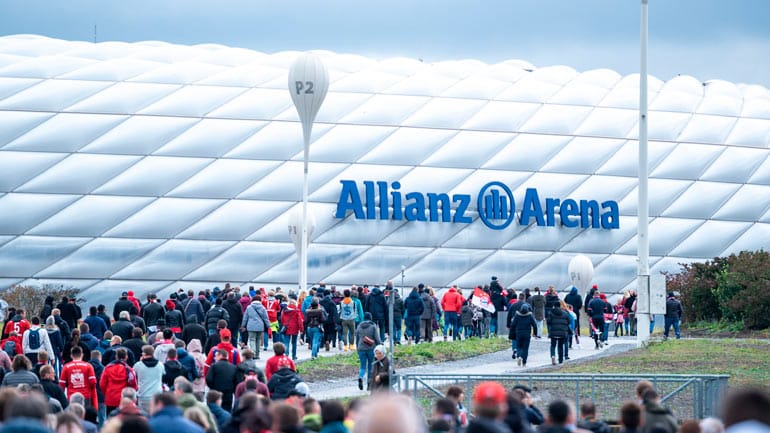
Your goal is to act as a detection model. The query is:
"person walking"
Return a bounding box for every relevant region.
[420,287,437,343]
[564,286,583,337]
[355,312,380,390]
[338,290,358,352]
[280,298,304,360]
[511,304,537,367]
[587,291,606,349]
[205,349,238,411]
[546,303,570,365]
[134,345,165,414]
[663,292,683,340]
[59,346,98,410]
[527,288,546,338]
[241,295,270,357]
[22,316,54,366]
[441,285,463,341]
[100,347,137,413]
[403,287,424,344]
[304,299,326,360]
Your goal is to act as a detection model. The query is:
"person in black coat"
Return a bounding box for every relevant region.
[222,293,243,345]
[510,304,537,367]
[123,328,146,363]
[39,296,55,323]
[113,293,138,322]
[141,295,165,331]
[364,287,388,341]
[59,297,81,331]
[586,292,607,349]
[39,364,68,410]
[110,311,135,343]
[206,350,238,411]
[546,305,571,364]
[564,287,583,337]
[205,299,230,336]
[403,288,424,344]
[392,291,405,344]
[181,315,207,347]
[319,291,339,350]
[267,364,302,400]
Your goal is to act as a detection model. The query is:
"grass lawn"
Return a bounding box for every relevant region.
[296,337,511,382]
[552,338,770,387]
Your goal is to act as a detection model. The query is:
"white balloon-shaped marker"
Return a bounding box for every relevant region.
[568,254,594,292]
[288,206,316,255]
[289,53,329,147]
[288,53,328,293]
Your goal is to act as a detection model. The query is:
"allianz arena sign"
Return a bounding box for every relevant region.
[335,180,620,231]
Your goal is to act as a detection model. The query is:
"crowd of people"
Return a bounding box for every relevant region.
[0,279,694,433]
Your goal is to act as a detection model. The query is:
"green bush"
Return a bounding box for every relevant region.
[666,250,770,330]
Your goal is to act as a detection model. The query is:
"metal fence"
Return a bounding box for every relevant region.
[396,373,730,421]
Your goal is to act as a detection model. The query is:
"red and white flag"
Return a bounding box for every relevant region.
[471,287,496,313]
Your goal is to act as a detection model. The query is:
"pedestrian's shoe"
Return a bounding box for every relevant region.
[325,342,330,351]
[358,378,363,390]
[444,336,447,342]
[517,357,522,366]
[551,356,556,365]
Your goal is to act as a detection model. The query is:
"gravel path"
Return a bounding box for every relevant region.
[308,336,639,400]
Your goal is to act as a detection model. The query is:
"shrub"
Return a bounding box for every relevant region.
[1,284,83,319]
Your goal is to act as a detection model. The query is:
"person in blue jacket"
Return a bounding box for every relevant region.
[149,392,204,433]
[511,303,537,367]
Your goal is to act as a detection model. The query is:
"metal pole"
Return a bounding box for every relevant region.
[301,139,309,293]
[637,0,651,347]
[388,285,395,391]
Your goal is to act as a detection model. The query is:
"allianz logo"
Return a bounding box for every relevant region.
[334,180,620,231]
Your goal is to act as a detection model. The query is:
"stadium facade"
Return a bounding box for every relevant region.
[1,35,769,308]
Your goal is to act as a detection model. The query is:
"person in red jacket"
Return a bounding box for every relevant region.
[59,346,98,409]
[264,342,295,381]
[3,309,30,339]
[203,328,241,377]
[262,292,281,350]
[127,291,141,315]
[280,299,304,360]
[100,347,137,413]
[441,286,464,341]
[1,332,23,357]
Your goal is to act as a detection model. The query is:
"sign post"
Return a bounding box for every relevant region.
[288,53,328,292]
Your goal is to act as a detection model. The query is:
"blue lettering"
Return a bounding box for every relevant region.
[335,180,365,219]
[519,188,544,226]
[404,192,426,221]
[391,181,403,220]
[560,199,579,228]
[364,181,376,219]
[545,198,560,227]
[378,181,389,220]
[452,194,472,223]
[427,193,451,222]
[580,199,600,228]
[601,200,620,229]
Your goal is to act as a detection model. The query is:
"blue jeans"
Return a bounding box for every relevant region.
[664,317,680,339]
[511,339,517,354]
[602,323,609,342]
[374,319,386,341]
[393,318,402,342]
[357,350,374,380]
[307,327,322,358]
[444,312,459,340]
[490,312,498,335]
[98,403,106,427]
[406,317,420,343]
[286,334,298,359]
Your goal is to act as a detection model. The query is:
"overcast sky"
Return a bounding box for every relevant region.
[2,0,769,87]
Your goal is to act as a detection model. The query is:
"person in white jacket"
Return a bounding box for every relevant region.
[22,316,54,365]
[134,345,165,414]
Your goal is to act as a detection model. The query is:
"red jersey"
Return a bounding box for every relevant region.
[263,298,280,322]
[60,360,98,409]
[264,354,295,380]
[4,320,30,338]
[203,342,241,377]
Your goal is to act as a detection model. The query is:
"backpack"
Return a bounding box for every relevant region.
[3,341,16,358]
[339,301,356,321]
[28,329,41,350]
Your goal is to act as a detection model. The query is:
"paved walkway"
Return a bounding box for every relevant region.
[284,335,640,400]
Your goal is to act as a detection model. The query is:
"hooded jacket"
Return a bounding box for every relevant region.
[510,305,537,338]
[528,293,546,321]
[134,356,164,400]
[163,358,188,390]
[84,314,108,340]
[564,287,583,316]
[184,297,205,324]
[177,348,199,381]
[280,306,304,336]
[420,291,436,320]
[267,367,302,400]
[241,301,270,332]
[404,290,424,318]
[355,320,380,352]
[641,400,678,433]
[186,339,208,393]
[365,287,388,320]
[546,307,570,339]
[100,360,137,407]
[222,296,243,334]
[441,288,464,314]
[205,304,230,332]
[587,297,608,320]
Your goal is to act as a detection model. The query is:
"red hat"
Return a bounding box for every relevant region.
[165,299,175,310]
[219,328,231,339]
[473,381,507,406]
[592,284,598,289]
[127,290,134,297]
[599,293,607,300]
